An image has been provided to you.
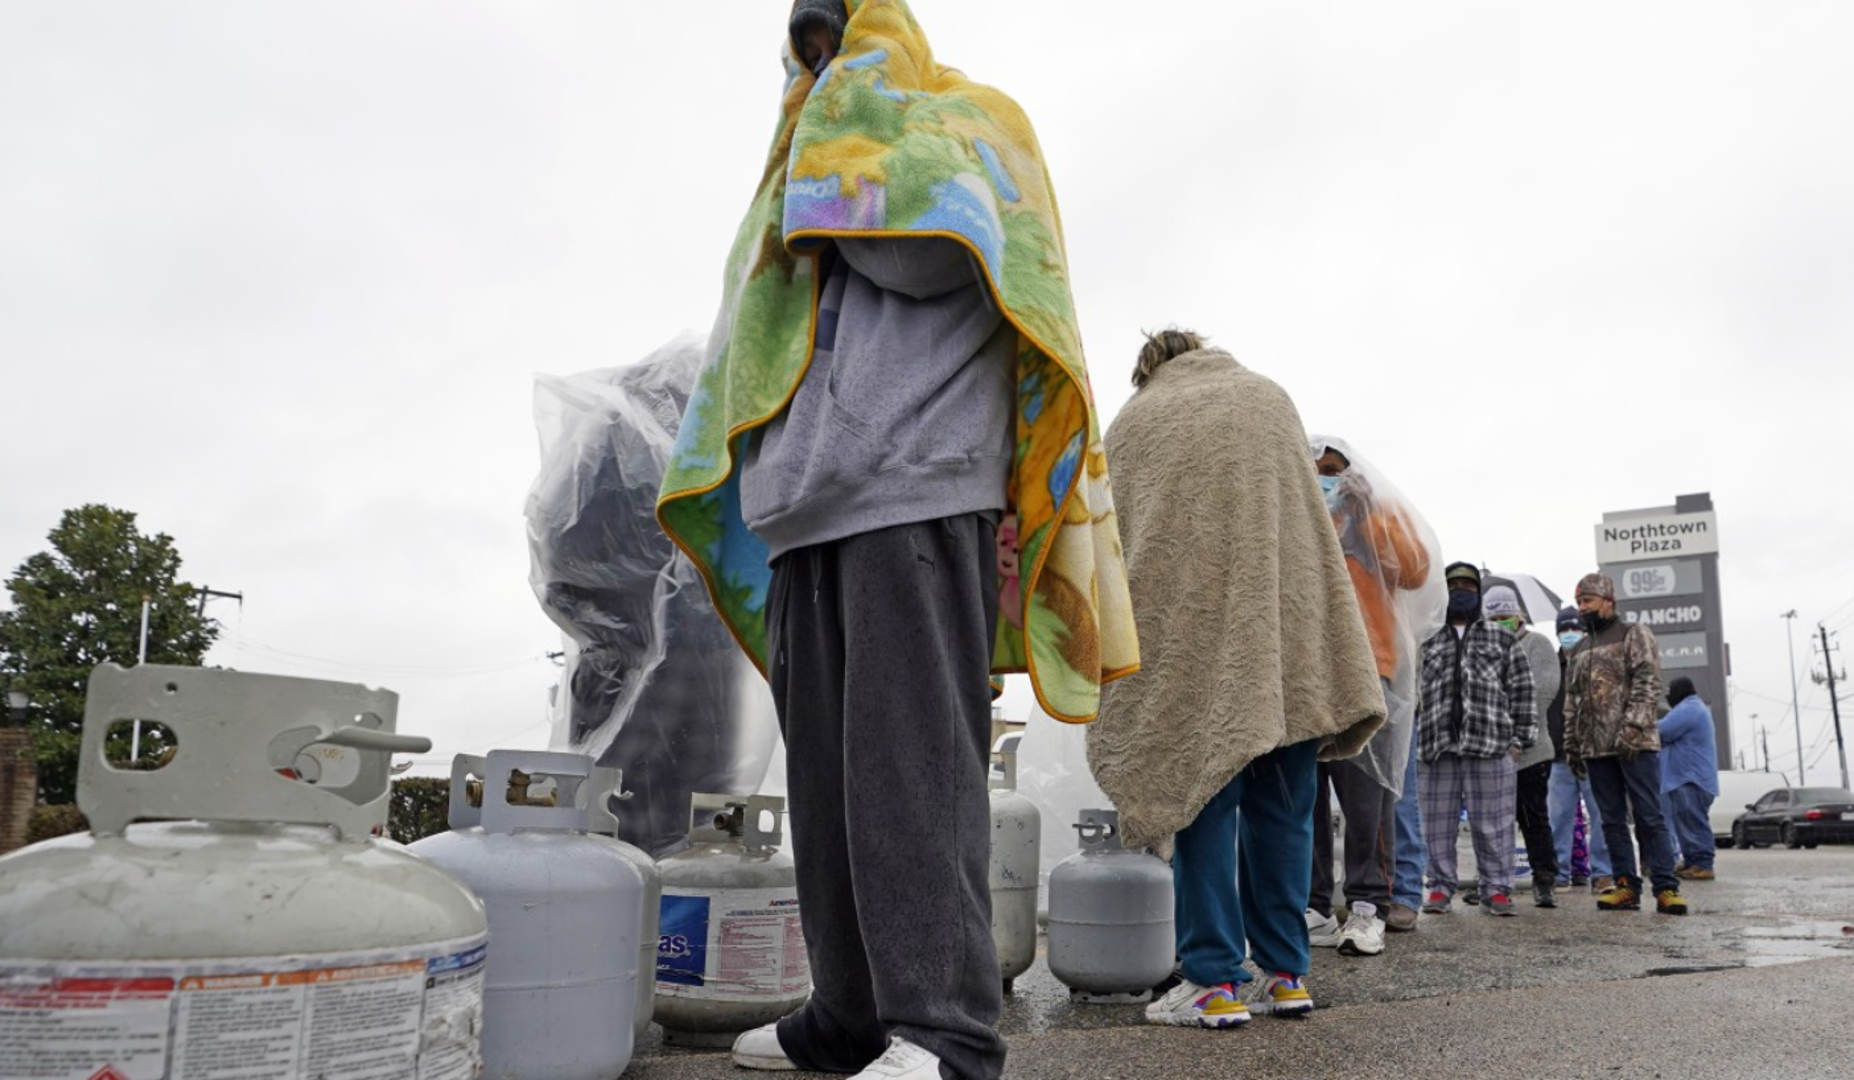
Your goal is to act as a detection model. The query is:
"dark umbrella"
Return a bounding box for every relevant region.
[1482,571,1564,626]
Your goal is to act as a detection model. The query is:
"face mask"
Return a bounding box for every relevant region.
[1318,475,1341,499]
[1559,630,1584,650]
[1447,591,1480,619]
[1495,617,1522,633]
[1579,609,1612,633]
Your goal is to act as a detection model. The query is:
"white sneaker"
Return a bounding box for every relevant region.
[1336,901,1385,957]
[851,1037,943,1079]
[1305,907,1343,948]
[731,1023,797,1071]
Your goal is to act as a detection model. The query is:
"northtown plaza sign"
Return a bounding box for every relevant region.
[1594,511,1719,562]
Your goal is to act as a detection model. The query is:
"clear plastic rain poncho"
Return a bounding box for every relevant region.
[1307,435,1446,797]
[526,333,781,857]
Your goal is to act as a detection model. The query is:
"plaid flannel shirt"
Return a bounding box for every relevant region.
[1417,620,1537,763]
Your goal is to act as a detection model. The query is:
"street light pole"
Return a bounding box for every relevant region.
[1783,610,1805,784]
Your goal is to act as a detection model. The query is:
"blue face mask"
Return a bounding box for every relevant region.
[1559,630,1584,650]
[1447,590,1480,619]
[1318,475,1341,500]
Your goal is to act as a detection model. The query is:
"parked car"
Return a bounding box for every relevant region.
[1712,770,1791,845]
[1730,786,1854,849]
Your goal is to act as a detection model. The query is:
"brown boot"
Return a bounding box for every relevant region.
[1385,903,1419,933]
[1682,867,1716,881]
[1590,875,1615,895]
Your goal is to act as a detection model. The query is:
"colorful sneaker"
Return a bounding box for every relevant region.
[1235,973,1314,1017]
[1420,889,1452,914]
[1337,902,1385,956]
[1596,879,1641,910]
[1655,888,1690,916]
[1144,979,1252,1029]
[1482,892,1518,917]
[1305,908,1344,948]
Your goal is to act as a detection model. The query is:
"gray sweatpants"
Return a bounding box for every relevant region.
[1310,758,1395,916]
[768,515,1004,1080]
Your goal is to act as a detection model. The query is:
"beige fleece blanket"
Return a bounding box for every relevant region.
[1088,349,1387,852]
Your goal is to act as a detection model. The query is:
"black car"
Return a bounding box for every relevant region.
[1730,787,1854,849]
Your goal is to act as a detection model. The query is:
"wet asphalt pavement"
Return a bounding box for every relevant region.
[624,845,1854,1079]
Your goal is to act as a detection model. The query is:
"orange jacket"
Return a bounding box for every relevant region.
[1338,506,1431,678]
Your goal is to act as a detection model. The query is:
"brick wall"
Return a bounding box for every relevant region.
[0,728,36,855]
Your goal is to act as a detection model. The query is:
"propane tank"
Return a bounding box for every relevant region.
[1047,807,1176,1003]
[0,664,488,1079]
[988,749,1040,991]
[654,793,808,1047]
[411,751,644,1080]
[589,765,663,1043]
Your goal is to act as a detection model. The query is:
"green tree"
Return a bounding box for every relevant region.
[0,505,220,803]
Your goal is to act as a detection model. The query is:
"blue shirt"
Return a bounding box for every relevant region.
[1657,696,1718,796]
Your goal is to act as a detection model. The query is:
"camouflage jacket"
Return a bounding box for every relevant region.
[1563,619,1661,761]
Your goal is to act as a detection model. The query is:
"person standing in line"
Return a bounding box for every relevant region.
[1088,331,1386,1030]
[657,5,1140,1077]
[1304,437,1441,946]
[1416,564,1536,917]
[1484,587,1560,907]
[1564,574,1687,915]
[1659,677,1720,881]
[1548,605,1614,893]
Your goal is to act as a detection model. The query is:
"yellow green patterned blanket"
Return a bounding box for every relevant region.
[655,0,1137,721]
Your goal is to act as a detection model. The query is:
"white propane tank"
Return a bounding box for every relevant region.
[1047,808,1176,1003]
[988,749,1040,991]
[654,793,809,1047]
[411,751,644,1080]
[0,664,488,1080]
[589,765,663,1044]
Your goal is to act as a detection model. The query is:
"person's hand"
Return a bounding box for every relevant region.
[1570,756,1588,780]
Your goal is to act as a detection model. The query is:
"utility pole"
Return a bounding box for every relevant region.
[1783,610,1805,784]
[1761,726,1770,773]
[196,586,244,617]
[1816,624,1849,790]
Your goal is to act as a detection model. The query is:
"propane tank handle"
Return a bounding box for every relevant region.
[587,765,634,838]
[319,726,432,755]
[688,791,785,853]
[990,747,1020,792]
[1073,807,1122,852]
[76,663,409,841]
[479,749,594,834]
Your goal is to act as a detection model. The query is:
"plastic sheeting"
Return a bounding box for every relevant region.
[526,333,782,857]
[1308,435,1446,797]
[1012,694,1109,914]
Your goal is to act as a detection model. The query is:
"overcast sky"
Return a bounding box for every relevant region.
[4,1,1851,783]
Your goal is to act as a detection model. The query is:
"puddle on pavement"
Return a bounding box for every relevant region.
[1730,920,1854,967]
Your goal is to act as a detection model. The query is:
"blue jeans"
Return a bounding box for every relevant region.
[1667,783,1716,870]
[1548,762,1611,879]
[1586,752,1679,894]
[1174,738,1319,986]
[1391,729,1425,908]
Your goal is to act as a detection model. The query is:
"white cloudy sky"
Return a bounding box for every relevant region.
[3,1,1851,782]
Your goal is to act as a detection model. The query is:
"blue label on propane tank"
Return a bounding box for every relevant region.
[657,894,710,986]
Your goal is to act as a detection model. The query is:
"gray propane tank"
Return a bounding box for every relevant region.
[653,793,808,1047]
[988,749,1040,991]
[1046,807,1176,1003]
[589,764,663,1043]
[411,750,645,1080]
[0,663,488,1080]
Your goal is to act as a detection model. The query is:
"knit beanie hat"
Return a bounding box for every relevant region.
[1556,605,1581,632]
[1483,585,1523,621]
[1575,572,1615,601]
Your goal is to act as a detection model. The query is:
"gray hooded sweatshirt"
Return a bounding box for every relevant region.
[741,237,1016,559]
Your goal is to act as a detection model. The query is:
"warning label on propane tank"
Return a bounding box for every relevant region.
[655,886,809,1001]
[0,936,485,1080]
